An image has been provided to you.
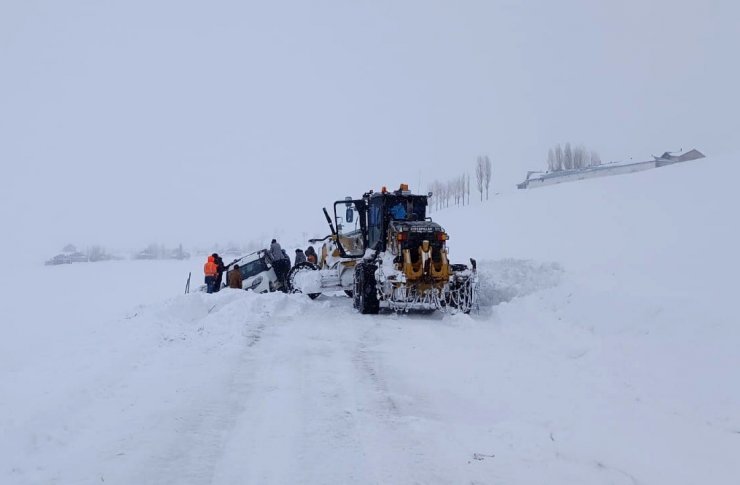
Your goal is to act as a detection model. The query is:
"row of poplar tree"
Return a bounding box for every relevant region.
[547,143,602,172]
[427,155,492,212]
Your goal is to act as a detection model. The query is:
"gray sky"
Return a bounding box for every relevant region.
[1,0,738,257]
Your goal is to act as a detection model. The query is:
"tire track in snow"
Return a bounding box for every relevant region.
[209,300,383,484]
[122,317,270,485]
[350,325,451,484]
[354,338,400,417]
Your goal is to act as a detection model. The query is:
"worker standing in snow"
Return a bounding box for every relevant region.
[268,239,288,286]
[294,248,307,266]
[305,246,318,264]
[228,264,243,289]
[204,255,218,293]
[212,253,226,292]
[268,239,283,262]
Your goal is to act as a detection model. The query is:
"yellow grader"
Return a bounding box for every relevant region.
[286,184,478,313]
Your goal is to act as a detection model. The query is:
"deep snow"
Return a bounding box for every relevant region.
[1,157,739,484]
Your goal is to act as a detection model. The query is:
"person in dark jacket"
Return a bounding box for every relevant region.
[294,248,307,266]
[282,249,291,268]
[228,264,243,289]
[212,253,226,292]
[268,239,289,286]
[305,246,318,265]
[268,239,284,263]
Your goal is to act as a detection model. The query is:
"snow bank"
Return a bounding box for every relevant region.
[476,259,563,308]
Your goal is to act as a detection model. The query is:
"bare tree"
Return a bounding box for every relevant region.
[563,142,573,170]
[459,174,466,206]
[580,145,589,168]
[456,176,463,207]
[590,150,602,166]
[466,172,471,205]
[461,174,467,206]
[572,145,581,169]
[436,180,443,210]
[453,176,460,206]
[430,180,443,211]
[547,143,603,171]
[573,144,587,169]
[456,175,461,206]
[433,181,441,211]
[554,144,564,171]
[428,172,474,211]
[475,156,485,202]
[484,156,492,200]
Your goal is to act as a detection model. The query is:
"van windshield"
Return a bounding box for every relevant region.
[239,257,269,279]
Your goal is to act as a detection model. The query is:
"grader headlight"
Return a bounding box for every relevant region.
[436,232,449,241]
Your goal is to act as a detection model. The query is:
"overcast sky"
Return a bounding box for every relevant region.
[1,0,738,258]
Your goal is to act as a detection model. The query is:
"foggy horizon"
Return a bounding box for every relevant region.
[2,0,738,259]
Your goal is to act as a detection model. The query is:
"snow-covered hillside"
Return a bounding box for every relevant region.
[2,157,739,484]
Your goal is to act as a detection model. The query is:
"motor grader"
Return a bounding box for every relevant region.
[287,184,478,314]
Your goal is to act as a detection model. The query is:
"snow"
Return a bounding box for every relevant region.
[2,157,740,484]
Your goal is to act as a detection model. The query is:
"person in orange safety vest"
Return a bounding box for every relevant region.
[204,255,218,293]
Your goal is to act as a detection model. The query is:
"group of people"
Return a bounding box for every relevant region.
[266,239,318,289]
[203,240,319,293]
[203,253,226,294]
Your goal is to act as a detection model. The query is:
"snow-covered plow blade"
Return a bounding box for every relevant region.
[383,276,478,313]
[355,253,478,314]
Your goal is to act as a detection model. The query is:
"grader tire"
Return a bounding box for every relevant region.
[354,263,379,314]
[287,262,322,300]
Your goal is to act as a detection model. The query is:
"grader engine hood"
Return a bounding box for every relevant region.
[389,221,450,282]
[390,220,443,239]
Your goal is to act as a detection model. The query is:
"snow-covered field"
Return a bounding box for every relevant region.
[2,157,739,484]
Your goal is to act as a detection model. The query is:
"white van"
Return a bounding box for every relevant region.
[224,250,282,293]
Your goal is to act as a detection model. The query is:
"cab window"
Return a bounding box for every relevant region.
[368,201,383,249]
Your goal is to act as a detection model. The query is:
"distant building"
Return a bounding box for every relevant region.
[518,149,705,189]
[45,244,89,265]
[134,243,191,260]
[170,244,190,260]
[134,247,159,260]
[653,149,705,167]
